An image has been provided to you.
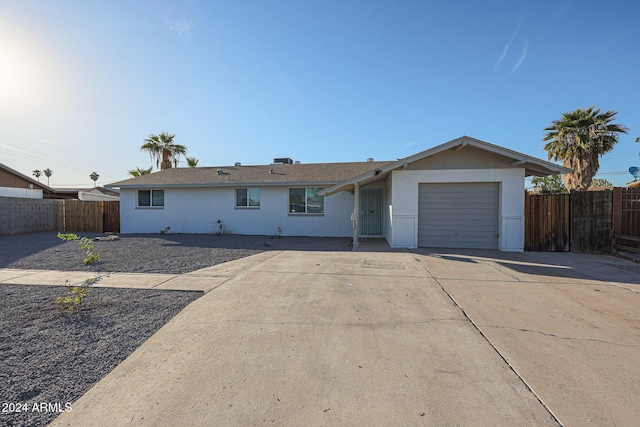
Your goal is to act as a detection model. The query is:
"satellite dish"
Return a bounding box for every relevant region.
[630,166,639,180]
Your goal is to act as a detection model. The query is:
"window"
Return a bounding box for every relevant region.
[138,189,164,207]
[289,187,324,214]
[236,188,260,207]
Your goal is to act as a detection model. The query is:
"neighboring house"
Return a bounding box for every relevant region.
[79,187,120,201]
[0,163,55,199]
[108,136,570,251]
[52,187,120,201]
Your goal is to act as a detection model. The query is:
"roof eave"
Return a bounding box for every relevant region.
[321,136,573,195]
[107,180,343,190]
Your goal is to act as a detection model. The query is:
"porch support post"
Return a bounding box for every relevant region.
[352,182,359,249]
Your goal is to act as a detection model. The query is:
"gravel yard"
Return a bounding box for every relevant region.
[0,285,202,427]
[0,232,352,274]
[0,232,351,427]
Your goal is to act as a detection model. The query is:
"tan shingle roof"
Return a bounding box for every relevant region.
[108,161,394,188]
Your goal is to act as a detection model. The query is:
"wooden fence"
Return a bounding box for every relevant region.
[524,193,570,251]
[612,187,640,255]
[56,200,120,233]
[525,188,639,254]
[102,201,120,233]
[570,190,612,253]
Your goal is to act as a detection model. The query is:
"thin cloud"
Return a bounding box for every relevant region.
[511,40,529,73]
[166,17,196,38]
[0,140,33,156]
[496,44,510,69]
[26,134,71,148]
[495,19,522,70]
[495,18,522,70]
[402,140,416,149]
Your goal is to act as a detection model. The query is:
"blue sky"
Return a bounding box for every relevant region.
[1,0,639,188]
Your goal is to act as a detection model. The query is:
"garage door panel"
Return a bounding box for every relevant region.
[430,212,495,225]
[421,228,499,236]
[418,183,499,249]
[420,189,497,197]
[424,239,498,249]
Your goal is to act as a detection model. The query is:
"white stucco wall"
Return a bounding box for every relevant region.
[120,186,354,237]
[388,168,525,251]
[0,187,43,199]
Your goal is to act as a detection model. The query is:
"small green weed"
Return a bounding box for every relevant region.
[57,232,101,265]
[160,226,171,234]
[55,278,95,311]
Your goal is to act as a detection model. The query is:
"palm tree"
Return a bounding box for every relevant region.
[543,106,628,190]
[32,169,42,181]
[140,132,187,170]
[128,166,154,177]
[90,171,99,187]
[186,156,199,167]
[43,168,52,186]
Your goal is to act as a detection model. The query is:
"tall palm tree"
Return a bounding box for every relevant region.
[543,106,628,190]
[186,156,199,167]
[140,132,187,170]
[32,170,42,181]
[43,168,52,186]
[90,171,99,187]
[128,166,154,177]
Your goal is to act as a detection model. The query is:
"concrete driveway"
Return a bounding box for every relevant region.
[411,249,640,426]
[51,249,640,426]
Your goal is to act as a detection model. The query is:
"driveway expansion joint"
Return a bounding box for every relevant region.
[409,252,564,426]
[479,325,640,347]
[224,318,468,327]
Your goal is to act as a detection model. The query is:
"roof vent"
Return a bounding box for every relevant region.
[234,162,241,167]
[269,168,274,174]
[366,157,374,162]
[217,169,223,175]
[273,157,293,164]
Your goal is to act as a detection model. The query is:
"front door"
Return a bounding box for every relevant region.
[360,188,383,236]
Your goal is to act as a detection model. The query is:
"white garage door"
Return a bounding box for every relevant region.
[418,183,499,249]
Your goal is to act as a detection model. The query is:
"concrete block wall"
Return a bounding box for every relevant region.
[0,197,59,235]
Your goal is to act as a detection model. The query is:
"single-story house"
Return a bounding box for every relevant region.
[0,163,55,199]
[108,136,570,251]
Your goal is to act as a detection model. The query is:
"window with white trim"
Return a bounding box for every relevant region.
[137,189,164,207]
[236,188,260,207]
[289,187,324,214]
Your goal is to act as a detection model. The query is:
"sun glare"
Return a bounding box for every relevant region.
[0,23,54,114]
